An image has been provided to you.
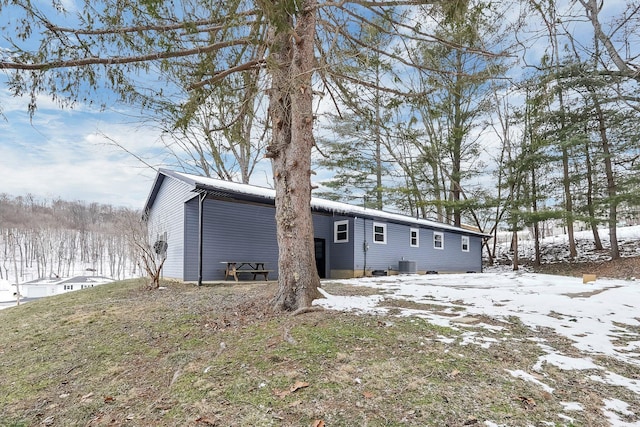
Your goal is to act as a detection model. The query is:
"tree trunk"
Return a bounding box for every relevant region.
[584,140,604,250]
[591,93,619,259]
[511,229,519,271]
[531,167,541,266]
[269,0,322,312]
[544,3,577,259]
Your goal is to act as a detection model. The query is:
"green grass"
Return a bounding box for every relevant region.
[0,278,624,426]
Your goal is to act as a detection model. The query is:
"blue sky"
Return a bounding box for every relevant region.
[0,84,280,209]
[0,87,164,208]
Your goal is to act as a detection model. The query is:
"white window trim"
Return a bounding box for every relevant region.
[410,228,419,247]
[433,231,444,250]
[334,220,349,243]
[461,235,470,252]
[372,222,387,244]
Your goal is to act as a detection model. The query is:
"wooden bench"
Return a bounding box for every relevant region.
[236,269,273,281]
[221,262,271,282]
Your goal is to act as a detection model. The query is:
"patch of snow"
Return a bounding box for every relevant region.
[435,335,455,344]
[557,413,576,423]
[533,353,601,372]
[589,372,640,395]
[460,332,498,349]
[316,287,386,314]
[604,398,634,416]
[505,369,555,394]
[560,402,584,411]
[602,398,638,427]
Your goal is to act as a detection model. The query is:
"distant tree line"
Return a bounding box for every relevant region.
[0,194,141,284]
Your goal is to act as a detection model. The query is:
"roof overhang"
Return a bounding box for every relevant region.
[144,168,491,239]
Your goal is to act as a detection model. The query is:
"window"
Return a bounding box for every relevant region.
[334,220,349,243]
[63,285,74,291]
[373,222,387,244]
[461,236,470,252]
[433,231,444,250]
[410,228,419,247]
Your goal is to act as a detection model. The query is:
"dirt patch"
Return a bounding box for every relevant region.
[320,281,383,297]
[563,287,621,299]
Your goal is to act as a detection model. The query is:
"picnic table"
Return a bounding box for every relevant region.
[220,261,272,282]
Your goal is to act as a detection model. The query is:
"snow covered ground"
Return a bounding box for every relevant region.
[311,220,640,427]
[315,272,640,426]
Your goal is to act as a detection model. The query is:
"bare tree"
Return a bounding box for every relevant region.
[579,0,640,84]
[120,210,166,289]
[6,230,22,305]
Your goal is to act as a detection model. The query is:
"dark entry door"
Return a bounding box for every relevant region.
[314,238,326,278]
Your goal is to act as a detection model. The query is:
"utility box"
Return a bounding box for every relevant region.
[398,260,417,274]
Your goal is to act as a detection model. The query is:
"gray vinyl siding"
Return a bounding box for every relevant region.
[184,198,280,281]
[352,220,483,274]
[146,176,194,280]
[182,202,345,281]
[354,220,425,272]
[328,216,354,271]
[421,229,483,273]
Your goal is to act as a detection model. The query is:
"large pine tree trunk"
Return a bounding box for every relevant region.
[268,0,322,312]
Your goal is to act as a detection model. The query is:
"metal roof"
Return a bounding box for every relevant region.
[145,168,490,238]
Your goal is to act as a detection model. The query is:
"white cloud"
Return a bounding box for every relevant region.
[0,90,161,208]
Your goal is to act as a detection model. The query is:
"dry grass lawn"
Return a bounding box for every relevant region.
[0,275,631,426]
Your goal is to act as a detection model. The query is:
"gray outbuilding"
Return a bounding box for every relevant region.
[143,169,489,283]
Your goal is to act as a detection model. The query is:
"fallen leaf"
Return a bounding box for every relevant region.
[274,381,310,399]
[312,420,325,427]
[363,391,374,399]
[80,392,94,402]
[516,395,537,408]
[290,381,310,393]
[195,416,217,425]
[449,369,460,378]
[103,396,115,403]
[273,389,290,399]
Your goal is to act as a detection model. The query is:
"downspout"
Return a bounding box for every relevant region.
[197,192,205,286]
[362,217,368,277]
[362,196,368,277]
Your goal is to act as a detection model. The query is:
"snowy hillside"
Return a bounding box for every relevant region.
[493,225,640,265]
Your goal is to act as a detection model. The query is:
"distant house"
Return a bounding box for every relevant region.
[20,276,114,299]
[143,169,489,283]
